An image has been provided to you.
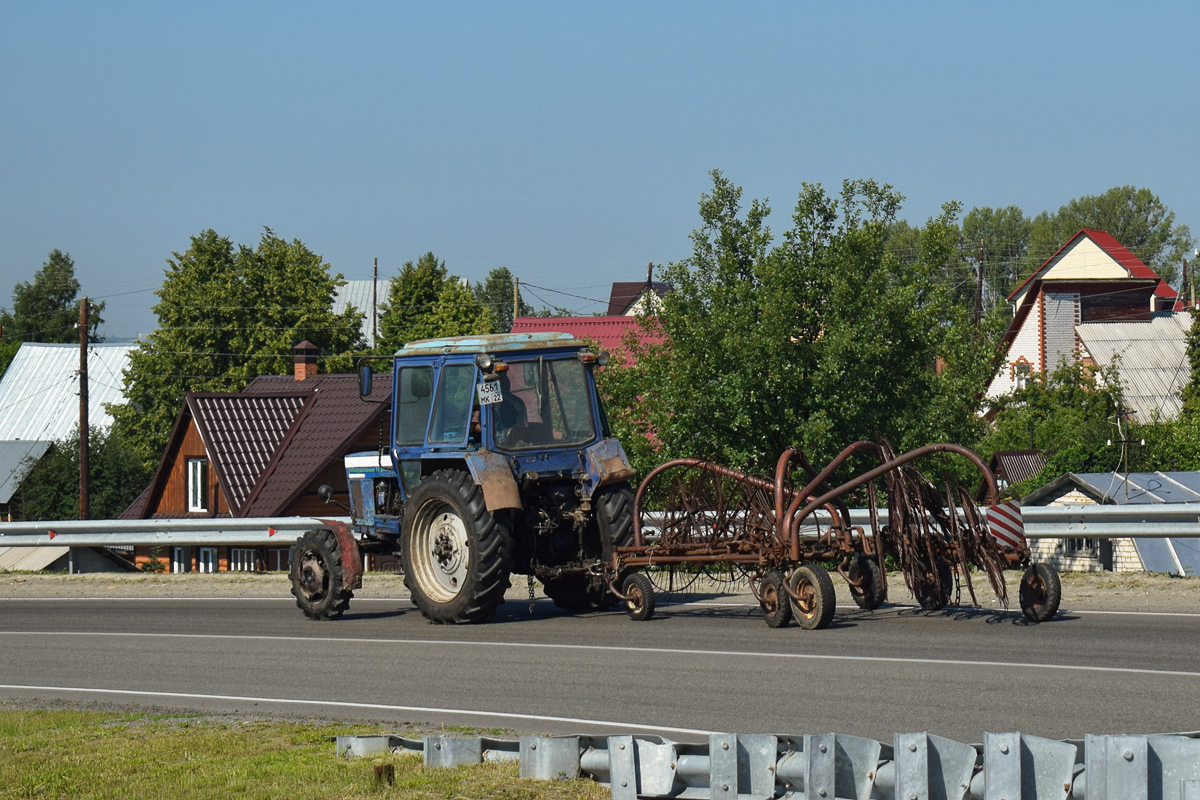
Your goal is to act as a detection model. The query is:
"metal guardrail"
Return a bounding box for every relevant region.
[0,517,348,547]
[0,504,1196,548]
[337,729,1200,799]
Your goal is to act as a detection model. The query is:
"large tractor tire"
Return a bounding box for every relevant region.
[914,557,954,611]
[290,529,355,620]
[402,470,514,624]
[542,482,634,613]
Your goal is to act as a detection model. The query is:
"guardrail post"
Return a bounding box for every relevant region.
[607,735,637,800]
[1085,734,1149,800]
[424,735,482,767]
[894,732,976,800]
[709,733,738,799]
[518,736,579,781]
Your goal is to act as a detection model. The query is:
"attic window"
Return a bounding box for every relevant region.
[187,458,208,512]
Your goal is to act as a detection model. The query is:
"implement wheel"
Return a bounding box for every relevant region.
[788,564,836,630]
[622,572,655,621]
[290,529,354,620]
[848,555,885,611]
[759,570,793,628]
[915,557,954,611]
[1019,562,1061,623]
[402,470,514,624]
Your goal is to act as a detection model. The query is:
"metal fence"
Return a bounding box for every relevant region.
[2,504,1196,548]
[337,729,1200,800]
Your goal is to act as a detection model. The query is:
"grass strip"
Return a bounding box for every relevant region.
[0,710,607,799]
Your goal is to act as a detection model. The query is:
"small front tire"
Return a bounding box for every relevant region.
[289,529,354,620]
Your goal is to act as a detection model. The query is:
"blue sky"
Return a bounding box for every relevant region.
[2,1,1197,339]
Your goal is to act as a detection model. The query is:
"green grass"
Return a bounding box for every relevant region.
[0,710,607,800]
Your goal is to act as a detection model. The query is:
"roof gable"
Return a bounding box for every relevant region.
[1009,229,1176,304]
[607,281,671,315]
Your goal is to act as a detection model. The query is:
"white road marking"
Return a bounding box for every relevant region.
[0,683,713,736]
[3,630,1199,680]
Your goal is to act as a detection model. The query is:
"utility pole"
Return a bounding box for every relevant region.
[78,298,89,520]
[512,276,519,327]
[974,239,984,328]
[372,257,378,347]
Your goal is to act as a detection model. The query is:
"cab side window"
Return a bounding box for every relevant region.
[427,363,476,445]
[394,366,435,446]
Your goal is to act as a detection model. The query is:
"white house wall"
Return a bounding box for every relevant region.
[986,294,1042,400]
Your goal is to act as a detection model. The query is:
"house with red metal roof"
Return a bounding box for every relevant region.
[120,342,390,572]
[984,229,1181,404]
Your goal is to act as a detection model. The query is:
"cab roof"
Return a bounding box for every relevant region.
[395,332,588,357]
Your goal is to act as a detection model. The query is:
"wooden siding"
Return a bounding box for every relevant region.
[149,419,228,516]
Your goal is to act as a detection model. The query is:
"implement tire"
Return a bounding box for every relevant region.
[1019,562,1061,623]
[402,469,514,624]
[848,555,886,611]
[290,529,354,620]
[789,564,836,630]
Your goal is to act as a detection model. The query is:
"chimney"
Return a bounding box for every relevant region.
[293,340,318,381]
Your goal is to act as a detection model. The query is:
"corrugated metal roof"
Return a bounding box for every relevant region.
[991,450,1046,485]
[510,316,666,360]
[0,439,51,504]
[333,279,386,348]
[1076,312,1191,423]
[1059,471,1200,505]
[0,343,135,441]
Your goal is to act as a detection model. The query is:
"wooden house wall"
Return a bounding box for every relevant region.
[150,419,228,516]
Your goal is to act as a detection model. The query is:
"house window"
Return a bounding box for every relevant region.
[267,548,290,572]
[187,459,208,512]
[198,547,218,573]
[1065,538,1096,554]
[230,548,258,572]
[1013,362,1031,391]
[171,546,192,574]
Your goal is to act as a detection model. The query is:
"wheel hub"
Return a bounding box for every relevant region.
[412,507,471,602]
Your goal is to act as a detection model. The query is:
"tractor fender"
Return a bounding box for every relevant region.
[463,450,523,511]
[586,438,636,488]
[317,518,364,590]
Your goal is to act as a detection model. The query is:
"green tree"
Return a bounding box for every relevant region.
[980,362,1126,497]
[1027,186,1191,285]
[961,205,1032,301]
[11,427,149,521]
[601,171,986,480]
[0,250,105,374]
[473,266,533,333]
[377,252,493,351]
[110,228,364,470]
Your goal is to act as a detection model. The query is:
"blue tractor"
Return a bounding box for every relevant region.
[289,332,637,624]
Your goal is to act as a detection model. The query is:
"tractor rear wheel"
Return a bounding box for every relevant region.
[402,470,514,624]
[542,483,634,612]
[290,529,354,620]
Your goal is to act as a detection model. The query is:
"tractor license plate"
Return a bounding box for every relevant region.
[478,381,503,405]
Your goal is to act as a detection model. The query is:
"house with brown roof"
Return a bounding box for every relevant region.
[121,342,390,572]
[984,229,1180,404]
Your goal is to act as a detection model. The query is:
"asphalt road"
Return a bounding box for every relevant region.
[2,592,1199,743]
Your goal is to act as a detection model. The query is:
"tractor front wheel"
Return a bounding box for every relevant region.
[290,529,354,620]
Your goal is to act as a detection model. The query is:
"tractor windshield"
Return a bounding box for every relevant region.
[493,356,596,450]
